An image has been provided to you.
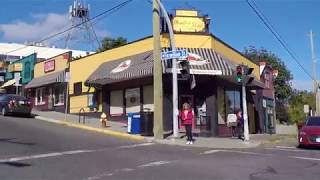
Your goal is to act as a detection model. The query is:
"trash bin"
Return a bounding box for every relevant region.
[199,115,211,137]
[140,110,154,136]
[127,112,133,133]
[129,113,141,134]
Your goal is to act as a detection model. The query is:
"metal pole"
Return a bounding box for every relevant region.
[155,0,179,138]
[64,82,69,121]
[153,0,163,139]
[242,83,250,141]
[309,30,319,116]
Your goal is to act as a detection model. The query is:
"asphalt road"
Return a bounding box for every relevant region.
[1,115,320,180]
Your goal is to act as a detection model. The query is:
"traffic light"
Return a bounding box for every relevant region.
[236,65,243,83]
[180,60,190,79]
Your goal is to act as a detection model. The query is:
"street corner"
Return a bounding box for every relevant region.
[65,122,146,142]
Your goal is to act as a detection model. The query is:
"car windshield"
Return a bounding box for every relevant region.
[306,117,320,126]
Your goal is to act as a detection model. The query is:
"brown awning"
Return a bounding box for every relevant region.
[25,70,66,89]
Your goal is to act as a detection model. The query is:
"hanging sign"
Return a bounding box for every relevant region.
[44,60,55,73]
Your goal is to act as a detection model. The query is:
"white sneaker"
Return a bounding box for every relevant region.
[186,141,190,144]
[189,141,193,145]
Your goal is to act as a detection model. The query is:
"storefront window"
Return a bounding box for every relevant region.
[88,93,98,109]
[53,85,64,106]
[110,90,124,115]
[225,90,241,115]
[35,87,45,105]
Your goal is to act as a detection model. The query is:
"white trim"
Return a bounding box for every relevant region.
[166,68,222,75]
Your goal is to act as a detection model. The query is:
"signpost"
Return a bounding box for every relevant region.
[161,50,187,60]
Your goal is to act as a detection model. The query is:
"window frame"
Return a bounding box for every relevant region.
[53,85,65,106]
[35,87,45,105]
[73,82,82,95]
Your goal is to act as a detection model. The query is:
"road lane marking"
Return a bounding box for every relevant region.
[265,147,305,152]
[138,160,171,168]
[118,142,155,149]
[201,150,221,155]
[276,146,296,149]
[200,149,271,156]
[0,149,94,163]
[290,156,320,161]
[85,160,171,180]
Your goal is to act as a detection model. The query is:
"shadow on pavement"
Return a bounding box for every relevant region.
[0,138,37,146]
[0,162,31,168]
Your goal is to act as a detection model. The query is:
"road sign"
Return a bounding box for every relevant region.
[161,50,187,60]
[304,104,309,113]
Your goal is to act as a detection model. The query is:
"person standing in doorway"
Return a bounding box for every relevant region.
[180,102,194,144]
[236,109,244,140]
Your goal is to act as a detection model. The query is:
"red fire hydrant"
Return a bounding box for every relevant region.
[100,113,107,127]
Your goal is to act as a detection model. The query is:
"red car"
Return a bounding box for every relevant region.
[298,117,320,148]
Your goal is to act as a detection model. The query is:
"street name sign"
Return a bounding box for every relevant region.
[161,50,187,60]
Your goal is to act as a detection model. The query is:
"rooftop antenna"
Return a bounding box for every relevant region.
[64,0,101,50]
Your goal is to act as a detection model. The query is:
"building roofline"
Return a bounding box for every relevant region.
[210,33,258,65]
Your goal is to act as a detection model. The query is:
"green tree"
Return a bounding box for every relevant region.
[98,37,127,52]
[243,46,293,122]
[288,90,315,124]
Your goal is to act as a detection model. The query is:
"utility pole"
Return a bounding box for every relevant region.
[242,79,250,141]
[309,30,320,115]
[153,0,163,139]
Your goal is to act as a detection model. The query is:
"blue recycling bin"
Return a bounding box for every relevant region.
[127,112,141,134]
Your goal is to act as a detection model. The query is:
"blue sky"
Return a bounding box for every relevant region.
[0,0,319,91]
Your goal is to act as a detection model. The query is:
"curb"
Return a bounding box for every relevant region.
[34,116,145,141]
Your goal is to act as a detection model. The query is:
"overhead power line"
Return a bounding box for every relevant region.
[4,0,133,56]
[246,0,315,81]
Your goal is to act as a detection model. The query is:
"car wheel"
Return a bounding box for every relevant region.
[1,107,7,116]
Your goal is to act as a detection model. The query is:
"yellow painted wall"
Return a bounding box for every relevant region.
[34,52,70,78]
[69,37,154,113]
[211,37,260,78]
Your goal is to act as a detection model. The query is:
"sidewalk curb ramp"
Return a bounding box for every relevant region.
[35,116,145,141]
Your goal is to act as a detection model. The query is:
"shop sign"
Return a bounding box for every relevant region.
[176,10,198,17]
[125,88,140,98]
[14,63,23,72]
[7,63,23,72]
[111,60,131,73]
[44,60,55,73]
[262,99,267,108]
[172,16,206,33]
[186,53,208,66]
[0,61,5,68]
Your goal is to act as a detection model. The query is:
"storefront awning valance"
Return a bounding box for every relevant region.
[25,70,66,89]
[0,79,17,88]
[85,51,154,86]
[86,48,234,86]
[162,48,233,76]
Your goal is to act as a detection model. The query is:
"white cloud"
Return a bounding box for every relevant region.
[0,13,70,43]
[0,13,110,46]
[291,80,313,92]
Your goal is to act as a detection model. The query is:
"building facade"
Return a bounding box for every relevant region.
[25,52,70,112]
[68,10,266,137]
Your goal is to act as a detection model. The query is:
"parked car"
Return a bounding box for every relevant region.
[298,116,320,148]
[0,94,32,117]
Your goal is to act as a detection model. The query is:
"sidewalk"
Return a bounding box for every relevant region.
[32,110,285,149]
